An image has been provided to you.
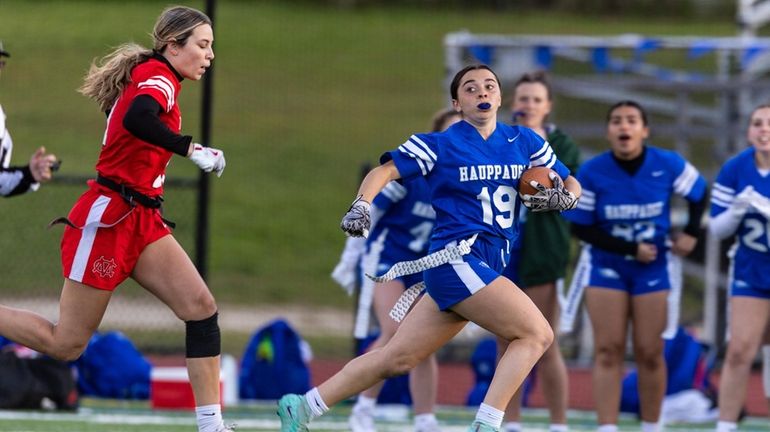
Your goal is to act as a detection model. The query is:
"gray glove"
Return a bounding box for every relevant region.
[520,172,578,212]
[340,195,371,238]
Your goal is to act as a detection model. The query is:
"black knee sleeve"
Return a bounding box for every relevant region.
[185,311,221,358]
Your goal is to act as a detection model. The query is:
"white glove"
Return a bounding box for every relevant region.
[730,186,754,219]
[520,172,578,212]
[340,195,371,238]
[331,261,358,296]
[189,143,226,177]
[331,236,366,295]
[749,189,770,219]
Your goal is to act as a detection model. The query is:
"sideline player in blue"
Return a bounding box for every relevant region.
[710,104,770,432]
[563,100,707,432]
[278,64,581,432]
[331,108,461,432]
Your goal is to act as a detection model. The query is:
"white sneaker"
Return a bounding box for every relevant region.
[415,418,441,432]
[349,404,376,432]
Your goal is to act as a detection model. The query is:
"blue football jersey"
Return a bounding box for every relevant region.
[564,146,707,249]
[711,147,770,284]
[367,178,436,262]
[383,120,570,250]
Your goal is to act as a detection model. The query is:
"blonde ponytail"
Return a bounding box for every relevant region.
[78,43,152,112]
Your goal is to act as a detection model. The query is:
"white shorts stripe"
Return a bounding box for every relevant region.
[451,260,486,294]
[69,195,111,282]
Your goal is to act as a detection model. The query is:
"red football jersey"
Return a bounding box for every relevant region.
[95,58,182,197]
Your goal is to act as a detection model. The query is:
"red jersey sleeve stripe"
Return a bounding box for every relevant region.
[137,75,175,112]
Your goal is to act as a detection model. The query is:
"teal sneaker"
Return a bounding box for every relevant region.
[277,394,311,431]
[467,421,500,432]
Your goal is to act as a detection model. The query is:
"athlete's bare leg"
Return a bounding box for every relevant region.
[0,279,111,360]
[132,234,220,406]
[358,279,439,415]
[500,281,568,425]
[316,276,551,411]
[631,290,668,423]
[717,296,770,422]
[585,287,630,426]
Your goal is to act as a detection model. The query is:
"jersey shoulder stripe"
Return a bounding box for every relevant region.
[711,182,734,208]
[398,134,437,176]
[672,162,699,196]
[137,75,175,112]
[530,140,556,168]
[576,188,595,211]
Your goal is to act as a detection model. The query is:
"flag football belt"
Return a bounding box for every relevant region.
[365,233,478,323]
[96,175,176,229]
[96,175,162,209]
[48,176,175,230]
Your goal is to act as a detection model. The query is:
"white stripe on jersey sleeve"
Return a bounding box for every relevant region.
[672,162,699,196]
[711,182,734,208]
[410,135,437,159]
[576,188,595,211]
[399,135,437,175]
[530,141,557,168]
[381,181,407,202]
[137,75,175,112]
[398,146,428,175]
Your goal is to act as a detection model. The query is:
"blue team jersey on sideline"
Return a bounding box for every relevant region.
[368,178,436,263]
[382,120,570,250]
[564,146,706,250]
[711,147,770,288]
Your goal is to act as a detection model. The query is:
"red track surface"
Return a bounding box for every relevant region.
[309,358,770,417]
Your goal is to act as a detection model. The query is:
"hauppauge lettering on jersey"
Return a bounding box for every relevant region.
[458,164,527,182]
[603,201,665,220]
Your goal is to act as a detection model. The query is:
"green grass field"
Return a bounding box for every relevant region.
[0,400,767,432]
[0,0,744,309]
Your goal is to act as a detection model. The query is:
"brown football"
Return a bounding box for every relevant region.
[519,166,554,196]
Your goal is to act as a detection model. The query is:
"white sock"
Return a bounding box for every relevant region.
[641,421,660,432]
[195,404,224,432]
[355,394,377,410]
[550,424,568,432]
[415,413,438,428]
[503,421,522,432]
[475,403,504,429]
[716,421,738,432]
[304,387,329,418]
[597,425,618,432]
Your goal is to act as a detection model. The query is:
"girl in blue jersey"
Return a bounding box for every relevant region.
[710,104,770,432]
[278,64,581,432]
[333,108,461,432]
[564,101,707,432]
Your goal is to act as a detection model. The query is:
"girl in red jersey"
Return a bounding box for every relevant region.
[0,7,229,432]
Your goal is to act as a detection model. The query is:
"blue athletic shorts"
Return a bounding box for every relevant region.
[424,234,511,310]
[729,249,770,299]
[586,248,672,296]
[501,247,521,286]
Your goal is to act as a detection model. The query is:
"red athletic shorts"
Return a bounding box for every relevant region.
[60,181,172,291]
